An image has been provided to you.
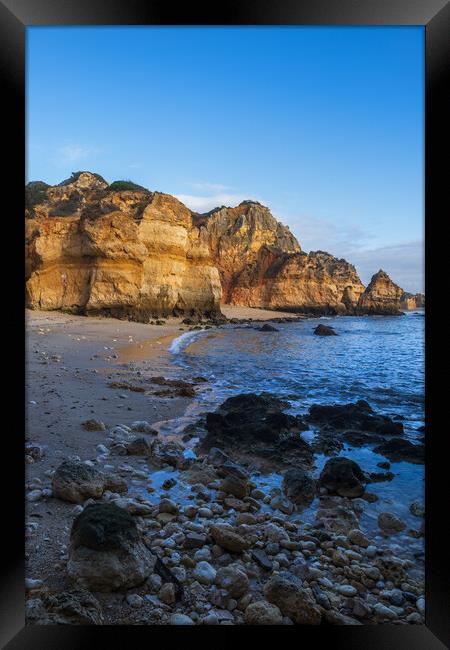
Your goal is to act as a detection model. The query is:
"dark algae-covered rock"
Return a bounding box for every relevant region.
[258,323,279,332]
[374,438,424,464]
[27,588,104,625]
[204,392,304,443]
[68,503,156,591]
[319,457,367,498]
[202,392,312,468]
[282,468,317,505]
[307,400,403,436]
[70,502,139,551]
[313,324,337,336]
[42,588,104,625]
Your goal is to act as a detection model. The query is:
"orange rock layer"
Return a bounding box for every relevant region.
[25,172,419,320]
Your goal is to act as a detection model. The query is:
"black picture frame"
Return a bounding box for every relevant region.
[1,0,448,647]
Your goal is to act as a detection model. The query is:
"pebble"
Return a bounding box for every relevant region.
[159,498,179,515]
[348,529,370,548]
[184,533,207,549]
[416,597,425,615]
[202,613,220,625]
[194,548,212,562]
[198,507,213,519]
[170,613,195,625]
[378,512,406,533]
[373,603,398,620]
[147,574,162,592]
[337,584,358,597]
[215,565,250,598]
[244,601,283,625]
[409,501,424,518]
[250,489,265,500]
[193,561,217,585]
[389,589,404,606]
[126,594,143,608]
[365,545,378,558]
[26,489,43,502]
[159,582,176,605]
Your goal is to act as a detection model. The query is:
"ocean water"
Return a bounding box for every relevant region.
[150,311,425,552]
[171,311,424,431]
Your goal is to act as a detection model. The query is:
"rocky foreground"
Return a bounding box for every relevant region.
[26,172,424,321]
[25,316,425,626]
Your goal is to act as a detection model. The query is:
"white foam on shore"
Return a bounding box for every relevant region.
[168,329,207,355]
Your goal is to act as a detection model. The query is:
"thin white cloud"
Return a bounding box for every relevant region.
[283,212,374,256]
[176,192,260,213]
[189,182,234,192]
[58,144,100,164]
[349,241,424,294]
[265,210,424,293]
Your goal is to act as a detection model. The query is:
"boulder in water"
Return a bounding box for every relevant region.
[313,324,337,336]
[374,438,424,464]
[258,323,279,332]
[205,393,305,444]
[307,400,403,436]
[282,468,316,505]
[319,457,367,498]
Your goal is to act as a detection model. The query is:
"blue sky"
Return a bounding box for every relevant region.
[27,26,424,292]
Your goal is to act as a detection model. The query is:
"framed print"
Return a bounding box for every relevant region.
[1,0,449,647]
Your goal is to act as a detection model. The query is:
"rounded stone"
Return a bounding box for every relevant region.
[170,613,195,625]
[244,600,283,625]
[215,565,249,598]
[193,561,217,586]
[378,512,406,534]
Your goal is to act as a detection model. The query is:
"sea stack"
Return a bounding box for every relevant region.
[357,269,404,315]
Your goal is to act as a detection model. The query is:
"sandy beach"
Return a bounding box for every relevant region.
[25,306,301,623]
[25,307,425,626]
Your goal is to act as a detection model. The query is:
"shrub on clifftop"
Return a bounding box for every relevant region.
[107,180,150,193]
[25,181,50,208]
[59,171,108,186]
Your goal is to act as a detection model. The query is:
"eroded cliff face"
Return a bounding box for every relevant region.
[400,292,425,310]
[356,270,404,315]
[26,173,222,320]
[193,202,301,302]
[25,172,418,320]
[194,202,366,313]
[228,249,366,314]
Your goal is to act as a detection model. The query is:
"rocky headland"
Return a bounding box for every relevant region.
[26,172,423,321]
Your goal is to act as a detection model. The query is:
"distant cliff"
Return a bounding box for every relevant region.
[25,172,421,320]
[400,291,425,310]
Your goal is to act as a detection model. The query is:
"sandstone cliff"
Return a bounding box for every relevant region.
[195,202,365,314]
[356,270,404,315]
[193,201,301,302]
[25,172,222,320]
[25,172,418,320]
[400,292,425,310]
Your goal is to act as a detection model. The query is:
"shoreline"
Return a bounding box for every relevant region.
[25,308,425,626]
